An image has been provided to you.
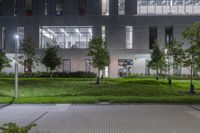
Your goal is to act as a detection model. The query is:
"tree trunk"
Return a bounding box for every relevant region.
[50,71,53,79]
[96,69,100,84]
[190,67,195,94]
[156,68,159,80]
[168,66,172,85]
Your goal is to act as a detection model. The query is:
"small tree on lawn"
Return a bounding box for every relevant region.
[165,40,184,84]
[148,42,166,80]
[41,41,61,79]
[0,50,11,72]
[182,45,200,94]
[18,36,39,74]
[88,37,110,84]
[182,22,200,94]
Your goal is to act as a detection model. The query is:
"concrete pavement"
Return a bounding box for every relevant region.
[0,104,200,133]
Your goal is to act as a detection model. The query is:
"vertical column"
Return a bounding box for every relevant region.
[126,0,137,15]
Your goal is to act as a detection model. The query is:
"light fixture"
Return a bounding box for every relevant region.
[48,29,57,36]
[75,28,79,33]
[15,34,19,39]
[61,28,69,36]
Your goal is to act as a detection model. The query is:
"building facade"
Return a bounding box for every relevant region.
[1,0,200,77]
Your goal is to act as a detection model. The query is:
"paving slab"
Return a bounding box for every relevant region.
[0,104,200,133]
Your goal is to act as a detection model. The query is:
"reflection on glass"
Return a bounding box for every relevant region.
[118,0,125,15]
[56,0,63,16]
[102,0,109,15]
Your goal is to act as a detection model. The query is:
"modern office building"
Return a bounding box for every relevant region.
[1,0,200,77]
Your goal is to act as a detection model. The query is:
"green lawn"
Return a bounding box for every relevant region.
[0,78,200,104]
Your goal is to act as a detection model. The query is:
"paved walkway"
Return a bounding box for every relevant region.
[0,104,200,133]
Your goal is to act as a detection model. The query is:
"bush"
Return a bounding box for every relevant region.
[0,123,36,133]
[125,74,200,80]
[0,71,96,78]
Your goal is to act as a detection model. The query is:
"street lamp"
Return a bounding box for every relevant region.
[14,34,19,99]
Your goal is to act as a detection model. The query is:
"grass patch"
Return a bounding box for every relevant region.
[0,78,200,104]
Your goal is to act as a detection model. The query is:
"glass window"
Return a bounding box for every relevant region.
[55,0,63,16]
[1,27,5,50]
[25,0,32,16]
[118,59,133,77]
[102,0,109,16]
[0,0,2,16]
[102,26,106,41]
[85,59,90,72]
[149,26,157,49]
[43,0,48,15]
[118,0,125,15]
[79,0,87,16]
[39,26,93,49]
[126,26,133,49]
[14,0,18,16]
[165,26,173,46]
[137,0,200,15]
[63,59,71,72]
[17,27,24,48]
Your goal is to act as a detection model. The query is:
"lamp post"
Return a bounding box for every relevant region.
[15,34,19,99]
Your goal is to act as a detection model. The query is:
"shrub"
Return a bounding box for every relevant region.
[0,123,36,133]
[0,71,96,78]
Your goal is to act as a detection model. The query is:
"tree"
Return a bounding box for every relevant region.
[182,22,200,94]
[148,42,166,80]
[182,22,200,46]
[165,40,184,84]
[18,36,39,73]
[182,45,200,94]
[41,41,61,79]
[0,50,11,71]
[88,37,110,84]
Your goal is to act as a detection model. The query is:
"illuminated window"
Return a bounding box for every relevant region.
[1,27,5,50]
[102,0,109,16]
[17,27,24,47]
[102,26,106,41]
[137,0,200,15]
[39,26,93,49]
[55,0,63,16]
[165,26,173,46]
[43,0,48,15]
[118,59,133,77]
[126,26,133,49]
[25,0,32,16]
[118,0,125,15]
